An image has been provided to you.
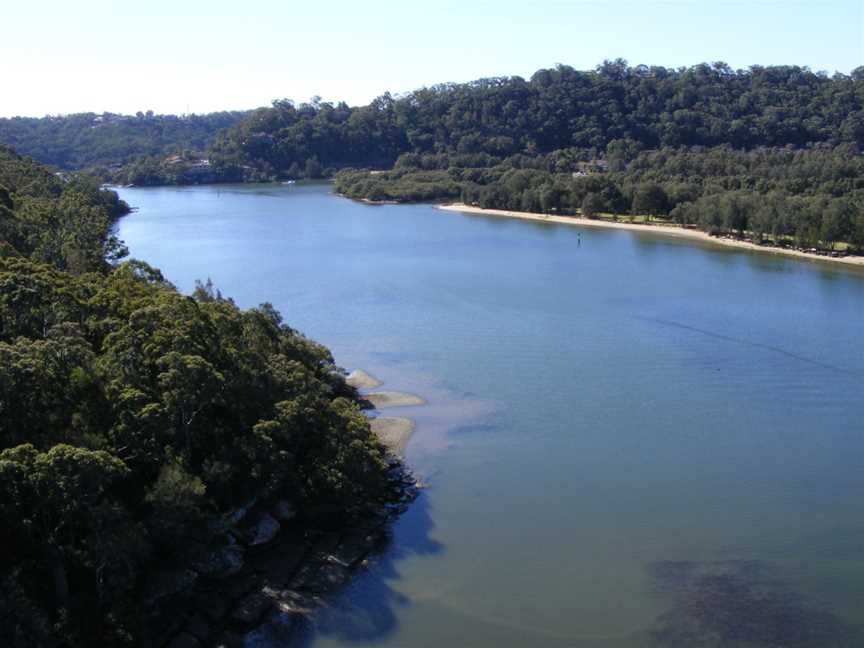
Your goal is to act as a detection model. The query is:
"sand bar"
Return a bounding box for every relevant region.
[364,391,425,409]
[439,204,864,269]
[370,417,415,455]
[346,369,382,390]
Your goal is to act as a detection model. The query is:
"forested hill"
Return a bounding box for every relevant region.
[210,61,864,177]
[0,110,249,171]
[0,146,399,646]
[6,61,861,185]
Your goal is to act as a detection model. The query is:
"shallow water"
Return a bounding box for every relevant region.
[118,183,864,647]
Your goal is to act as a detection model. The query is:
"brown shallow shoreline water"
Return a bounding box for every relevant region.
[438,203,864,269]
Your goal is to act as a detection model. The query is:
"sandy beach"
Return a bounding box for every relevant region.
[370,417,415,456]
[439,204,864,269]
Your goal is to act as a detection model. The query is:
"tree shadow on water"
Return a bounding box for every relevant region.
[292,492,444,646]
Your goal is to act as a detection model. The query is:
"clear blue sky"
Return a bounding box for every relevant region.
[3,0,862,117]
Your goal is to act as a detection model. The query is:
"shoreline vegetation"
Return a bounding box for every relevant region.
[148,369,423,647]
[0,146,421,647]
[438,203,864,268]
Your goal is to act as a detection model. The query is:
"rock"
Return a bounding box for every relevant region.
[271,500,296,522]
[146,569,198,602]
[166,632,201,648]
[184,614,212,642]
[230,591,273,630]
[244,513,280,547]
[329,531,375,568]
[346,369,382,389]
[363,391,425,409]
[273,589,319,615]
[369,417,415,455]
[247,533,308,585]
[294,561,350,595]
[242,607,304,647]
[192,591,231,622]
[212,633,245,648]
[224,499,257,527]
[312,532,341,556]
[193,544,245,578]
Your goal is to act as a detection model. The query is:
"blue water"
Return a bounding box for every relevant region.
[118,183,864,647]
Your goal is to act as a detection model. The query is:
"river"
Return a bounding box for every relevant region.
[117,182,864,647]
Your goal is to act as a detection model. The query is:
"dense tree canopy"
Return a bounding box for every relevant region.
[335,144,864,251]
[0,111,249,171]
[209,61,864,180]
[200,60,864,251]
[0,147,396,646]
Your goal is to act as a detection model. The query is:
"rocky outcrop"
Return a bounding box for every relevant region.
[243,512,280,547]
[153,465,418,648]
[345,368,382,389]
[272,500,296,522]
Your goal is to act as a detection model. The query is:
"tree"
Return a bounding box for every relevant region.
[0,150,403,646]
[632,183,670,221]
[581,193,604,219]
[821,199,855,250]
[0,444,142,632]
[304,156,323,178]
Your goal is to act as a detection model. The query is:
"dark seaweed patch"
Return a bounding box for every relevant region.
[648,560,852,647]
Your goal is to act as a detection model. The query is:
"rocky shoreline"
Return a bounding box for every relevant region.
[151,369,423,648]
[151,464,418,648]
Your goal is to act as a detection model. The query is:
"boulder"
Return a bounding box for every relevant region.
[230,591,273,630]
[245,513,280,547]
[184,614,212,642]
[192,591,231,622]
[193,544,245,578]
[166,632,201,648]
[224,499,257,527]
[146,569,198,602]
[345,369,382,389]
[271,500,296,522]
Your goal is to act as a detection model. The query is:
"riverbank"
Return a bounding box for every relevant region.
[154,368,423,647]
[154,469,418,648]
[439,204,864,269]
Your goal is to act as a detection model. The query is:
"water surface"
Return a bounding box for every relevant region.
[118,183,864,647]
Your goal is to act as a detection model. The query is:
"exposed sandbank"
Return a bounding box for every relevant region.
[438,204,864,269]
[346,368,382,389]
[364,391,426,409]
[370,417,415,456]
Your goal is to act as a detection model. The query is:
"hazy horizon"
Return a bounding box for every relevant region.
[3,0,862,118]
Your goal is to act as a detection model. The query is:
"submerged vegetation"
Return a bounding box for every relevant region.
[0,146,400,645]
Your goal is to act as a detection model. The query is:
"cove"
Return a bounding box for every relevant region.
[117,183,864,647]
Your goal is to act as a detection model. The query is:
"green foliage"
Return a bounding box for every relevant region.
[0,150,395,646]
[0,111,249,171]
[201,60,862,251]
[212,61,864,182]
[0,146,130,272]
[336,144,864,251]
[631,183,670,217]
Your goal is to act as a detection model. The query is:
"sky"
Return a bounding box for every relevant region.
[2,0,862,117]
